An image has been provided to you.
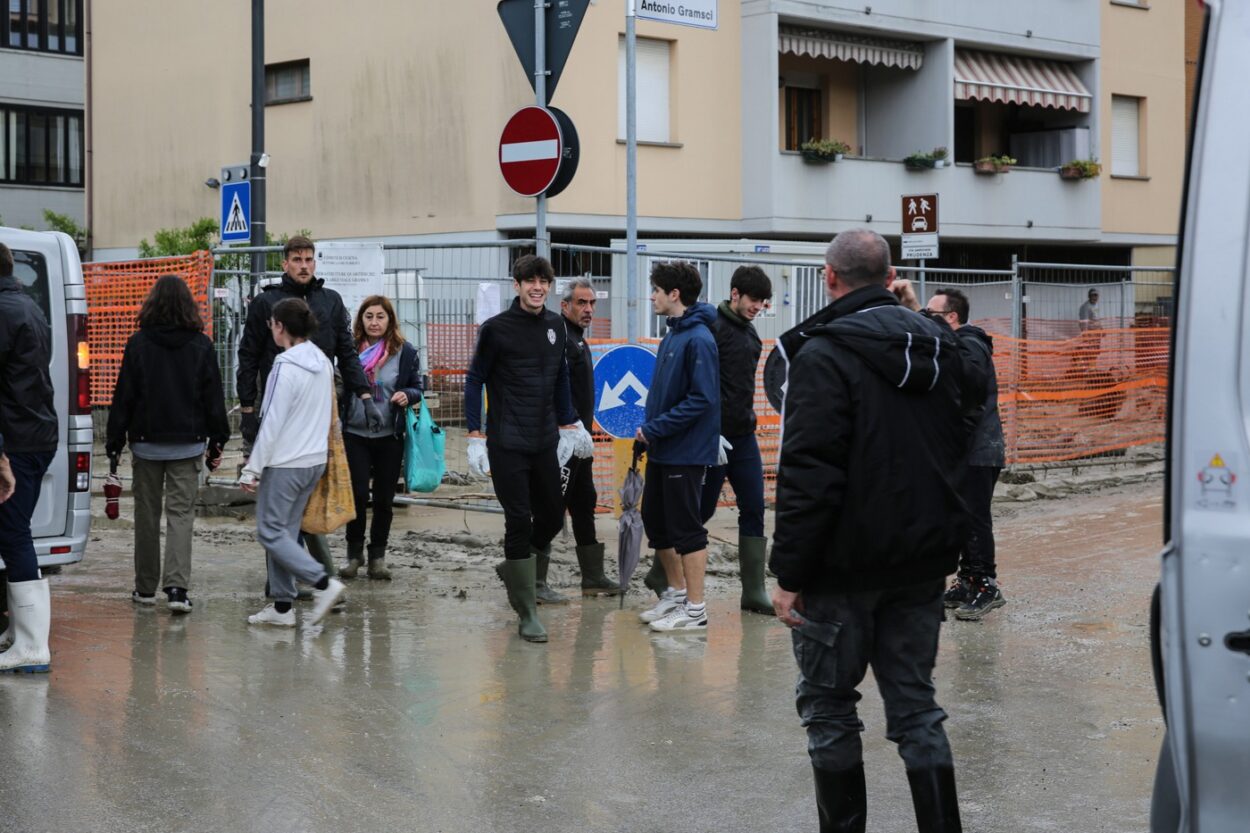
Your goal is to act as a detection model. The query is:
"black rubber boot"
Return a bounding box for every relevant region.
[813,764,867,833]
[576,543,620,596]
[907,766,962,833]
[737,536,774,615]
[643,557,668,598]
[339,541,365,579]
[366,544,392,580]
[499,556,548,643]
[533,546,569,605]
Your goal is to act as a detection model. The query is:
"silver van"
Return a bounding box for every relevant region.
[0,227,91,567]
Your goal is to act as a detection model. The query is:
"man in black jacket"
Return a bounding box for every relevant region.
[553,278,618,601]
[236,236,379,576]
[769,230,967,833]
[465,255,590,643]
[926,288,1007,621]
[697,265,773,615]
[0,242,58,673]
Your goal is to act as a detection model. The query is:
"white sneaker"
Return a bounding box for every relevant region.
[308,578,346,625]
[649,605,708,633]
[248,604,296,627]
[638,590,686,624]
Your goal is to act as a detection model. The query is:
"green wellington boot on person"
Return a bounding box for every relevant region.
[366,544,392,580]
[339,540,365,579]
[576,543,620,596]
[500,556,548,643]
[533,545,569,605]
[738,536,775,615]
[644,557,668,598]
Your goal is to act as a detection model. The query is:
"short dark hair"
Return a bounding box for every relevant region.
[650,261,703,307]
[272,297,319,338]
[824,229,892,288]
[137,274,204,331]
[283,235,316,259]
[0,243,11,278]
[730,265,772,301]
[933,287,970,325]
[1089,288,1100,297]
[513,254,554,283]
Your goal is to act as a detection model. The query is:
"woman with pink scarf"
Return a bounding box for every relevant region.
[339,295,423,580]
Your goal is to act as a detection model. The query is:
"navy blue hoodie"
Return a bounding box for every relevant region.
[641,302,720,466]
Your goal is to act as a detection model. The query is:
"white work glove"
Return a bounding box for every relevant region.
[717,436,733,467]
[557,425,595,467]
[467,437,491,478]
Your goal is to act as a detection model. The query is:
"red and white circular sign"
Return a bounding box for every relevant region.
[498,106,564,198]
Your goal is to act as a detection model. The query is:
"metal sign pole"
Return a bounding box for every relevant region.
[918,258,926,306]
[249,0,266,292]
[626,0,639,343]
[534,0,549,259]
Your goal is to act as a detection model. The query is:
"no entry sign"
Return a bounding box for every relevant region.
[499,106,564,197]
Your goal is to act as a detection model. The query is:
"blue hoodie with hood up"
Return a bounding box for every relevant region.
[641,302,720,466]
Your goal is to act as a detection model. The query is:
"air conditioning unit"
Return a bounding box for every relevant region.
[1009,127,1091,169]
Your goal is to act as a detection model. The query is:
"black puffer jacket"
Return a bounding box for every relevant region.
[954,325,1005,468]
[465,299,577,452]
[562,316,595,431]
[0,276,57,453]
[106,326,230,454]
[769,285,971,594]
[235,274,369,408]
[713,301,761,437]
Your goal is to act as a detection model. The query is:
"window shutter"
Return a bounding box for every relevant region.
[1111,95,1140,177]
[618,37,671,143]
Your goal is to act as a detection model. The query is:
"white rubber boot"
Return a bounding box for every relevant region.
[0,579,51,673]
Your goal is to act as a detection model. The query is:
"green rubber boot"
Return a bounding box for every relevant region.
[366,544,392,581]
[576,543,620,597]
[339,540,365,579]
[500,556,548,643]
[643,557,668,598]
[534,546,570,605]
[305,533,335,576]
[738,536,775,615]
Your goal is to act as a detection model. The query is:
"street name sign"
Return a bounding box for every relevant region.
[637,0,718,29]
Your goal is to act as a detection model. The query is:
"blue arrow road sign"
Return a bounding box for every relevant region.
[220,180,251,244]
[593,344,656,440]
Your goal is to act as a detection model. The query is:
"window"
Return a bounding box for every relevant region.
[783,87,821,150]
[0,105,84,187]
[1,0,82,54]
[265,60,312,105]
[618,37,671,143]
[1111,95,1142,176]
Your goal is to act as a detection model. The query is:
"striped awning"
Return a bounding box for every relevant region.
[779,25,924,70]
[955,49,1092,113]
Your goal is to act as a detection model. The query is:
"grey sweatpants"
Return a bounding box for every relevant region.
[133,456,200,594]
[256,465,327,603]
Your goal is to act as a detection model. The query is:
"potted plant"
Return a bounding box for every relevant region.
[931,146,949,168]
[904,147,949,170]
[800,139,851,163]
[974,154,1017,174]
[1059,159,1101,180]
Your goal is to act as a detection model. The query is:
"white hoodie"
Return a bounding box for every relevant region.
[240,341,333,483]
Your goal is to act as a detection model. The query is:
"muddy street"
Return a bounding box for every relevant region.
[0,481,1165,833]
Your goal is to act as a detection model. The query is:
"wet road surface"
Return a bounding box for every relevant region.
[0,482,1164,832]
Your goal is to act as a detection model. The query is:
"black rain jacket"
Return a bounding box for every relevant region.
[713,301,762,437]
[953,324,1006,468]
[0,275,57,453]
[562,316,595,432]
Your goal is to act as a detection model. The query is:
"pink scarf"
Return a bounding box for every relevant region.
[359,340,388,386]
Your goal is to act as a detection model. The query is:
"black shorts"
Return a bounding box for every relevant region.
[641,461,709,555]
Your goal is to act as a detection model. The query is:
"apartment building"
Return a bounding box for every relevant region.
[0,0,86,231]
[88,1,1182,267]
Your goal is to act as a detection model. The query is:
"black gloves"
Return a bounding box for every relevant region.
[363,397,385,433]
[241,411,260,445]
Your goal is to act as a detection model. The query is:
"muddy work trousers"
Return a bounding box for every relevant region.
[132,456,200,594]
[791,579,954,773]
[488,445,564,560]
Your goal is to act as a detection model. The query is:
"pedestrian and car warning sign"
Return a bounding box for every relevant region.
[593,344,656,440]
[901,193,939,260]
[220,180,251,245]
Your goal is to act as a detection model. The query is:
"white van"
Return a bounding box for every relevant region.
[0,227,92,568]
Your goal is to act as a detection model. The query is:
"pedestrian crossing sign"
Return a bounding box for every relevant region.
[220,180,251,244]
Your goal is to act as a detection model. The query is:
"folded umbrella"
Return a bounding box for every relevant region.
[104,453,122,520]
[617,441,646,609]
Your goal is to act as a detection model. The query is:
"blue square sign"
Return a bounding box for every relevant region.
[220,180,251,244]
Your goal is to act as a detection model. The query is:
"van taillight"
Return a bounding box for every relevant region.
[68,313,90,414]
[72,452,90,492]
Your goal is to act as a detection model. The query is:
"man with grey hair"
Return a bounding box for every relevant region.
[769,229,968,832]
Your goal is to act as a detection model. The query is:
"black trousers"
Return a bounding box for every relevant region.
[343,432,404,549]
[958,465,1001,581]
[489,445,564,560]
[563,455,599,547]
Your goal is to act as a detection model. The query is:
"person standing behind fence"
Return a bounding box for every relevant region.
[925,288,1007,622]
[697,265,774,616]
[239,298,346,628]
[235,235,380,578]
[1078,288,1101,332]
[338,295,422,582]
[105,275,230,614]
[0,242,58,673]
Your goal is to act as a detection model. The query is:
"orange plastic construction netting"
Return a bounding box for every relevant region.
[83,251,214,407]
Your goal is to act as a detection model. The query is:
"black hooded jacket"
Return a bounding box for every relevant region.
[0,275,57,453]
[235,273,369,408]
[106,326,230,453]
[562,316,595,431]
[769,285,972,593]
[713,301,762,437]
[953,324,1006,468]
